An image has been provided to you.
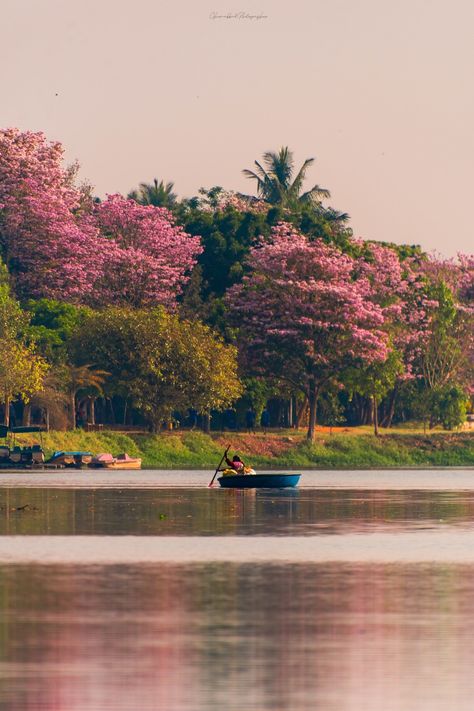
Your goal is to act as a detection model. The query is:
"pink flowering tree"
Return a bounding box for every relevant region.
[357,249,473,429]
[349,241,437,430]
[226,222,389,440]
[412,254,474,422]
[415,252,474,308]
[0,128,101,302]
[92,195,202,308]
[0,130,202,309]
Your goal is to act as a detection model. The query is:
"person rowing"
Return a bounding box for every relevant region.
[208,446,254,487]
[225,453,245,472]
[220,449,256,476]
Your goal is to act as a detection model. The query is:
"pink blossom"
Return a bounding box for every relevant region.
[227,222,389,395]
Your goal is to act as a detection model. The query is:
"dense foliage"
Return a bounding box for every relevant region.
[0,128,472,436]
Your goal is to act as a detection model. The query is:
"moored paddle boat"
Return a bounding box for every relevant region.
[218,473,300,489]
[103,453,142,470]
[90,452,142,470]
[46,451,93,468]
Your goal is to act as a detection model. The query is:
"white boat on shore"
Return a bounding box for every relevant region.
[90,452,142,470]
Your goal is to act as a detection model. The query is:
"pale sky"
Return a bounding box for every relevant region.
[1,0,473,256]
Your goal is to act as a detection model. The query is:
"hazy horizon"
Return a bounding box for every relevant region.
[2,0,473,256]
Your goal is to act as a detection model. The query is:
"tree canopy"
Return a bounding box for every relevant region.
[69,308,242,430]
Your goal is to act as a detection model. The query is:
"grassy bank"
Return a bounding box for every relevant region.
[11,427,474,469]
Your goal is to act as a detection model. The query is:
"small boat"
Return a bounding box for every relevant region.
[218,473,300,489]
[32,444,45,464]
[90,452,115,467]
[0,445,10,460]
[9,446,22,464]
[47,451,93,468]
[91,452,142,470]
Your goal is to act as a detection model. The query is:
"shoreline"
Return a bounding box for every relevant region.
[2,428,474,470]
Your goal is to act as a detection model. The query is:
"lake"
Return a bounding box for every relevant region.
[1,469,474,710]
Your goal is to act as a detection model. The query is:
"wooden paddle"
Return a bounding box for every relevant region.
[208,445,230,487]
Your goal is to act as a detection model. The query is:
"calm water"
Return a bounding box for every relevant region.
[1,469,474,710]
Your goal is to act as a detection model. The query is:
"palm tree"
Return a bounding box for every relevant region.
[243,147,331,209]
[63,365,110,429]
[128,178,177,208]
[26,373,69,430]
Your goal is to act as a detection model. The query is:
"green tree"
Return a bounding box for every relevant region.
[0,261,27,339]
[181,206,274,314]
[0,340,48,425]
[26,298,90,364]
[241,377,277,423]
[26,372,69,430]
[345,350,404,436]
[435,386,468,430]
[70,308,242,431]
[243,147,331,209]
[318,389,345,434]
[128,178,177,208]
[0,262,48,424]
[61,364,110,429]
[420,282,471,394]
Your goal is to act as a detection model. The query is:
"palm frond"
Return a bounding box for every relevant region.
[290,158,315,197]
[299,184,331,204]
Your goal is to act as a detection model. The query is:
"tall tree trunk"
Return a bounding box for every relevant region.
[90,397,96,426]
[202,413,211,433]
[307,383,319,441]
[353,393,365,425]
[23,403,31,426]
[296,396,308,429]
[373,395,379,437]
[3,396,10,427]
[381,382,399,428]
[70,392,76,429]
[288,397,293,428]
[108,398,116,425]
[123,400,128,426]
[45,408,50,432]
[363,399,373,426]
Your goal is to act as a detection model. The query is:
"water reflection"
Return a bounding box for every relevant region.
[1,563,474,710]
[3,484,474,709]
[2,488,474,536]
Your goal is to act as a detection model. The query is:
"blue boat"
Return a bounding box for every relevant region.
[218,473,300,489]
[46,451,93,468]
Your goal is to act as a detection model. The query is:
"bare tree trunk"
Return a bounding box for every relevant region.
[307,383,319,441]
[373,395,379,437]
[23,403,31,426]
[3,396,10,427]
[202,413,211,433]
[353,393,365,425]
[364,399,373,426]
[90,397,96,425]
[70,392,76,429]
[288,397,293,428]
[123,400,128,426]
[296,396,308,429]
[108,398,116,425]
[381,382,399,428]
